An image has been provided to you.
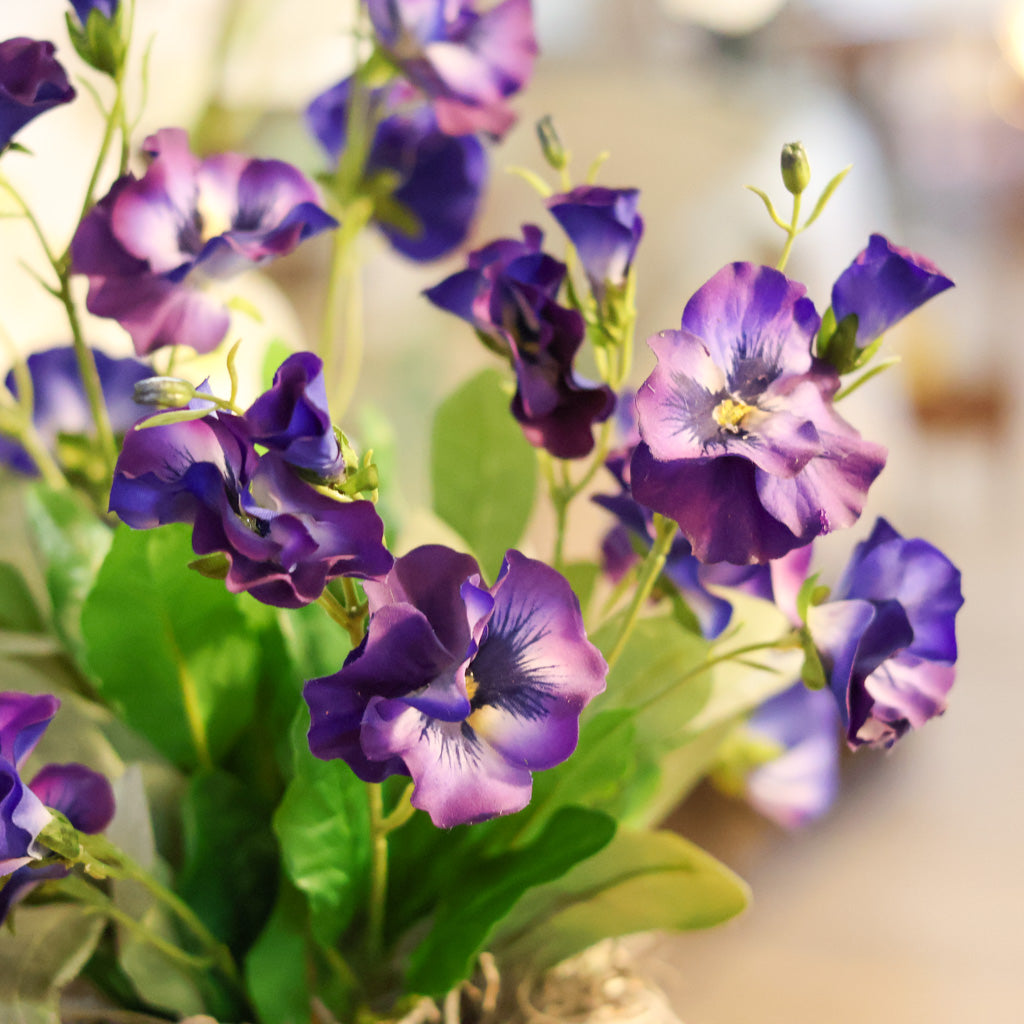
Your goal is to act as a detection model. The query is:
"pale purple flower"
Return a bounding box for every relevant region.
[547,186,643,302]
[806,518,963,749]
[743,682,840,829]
[71,128,336,356]
[305,545,607,827]
[831,234,953,348]
[0,346,152,477]
[0,38,75,151]
[631,262,887,565]
[366,0,538,139]
[1,692,115,922]
[306,78,486,261]
[425,226,614,458]
[109,404,392,608]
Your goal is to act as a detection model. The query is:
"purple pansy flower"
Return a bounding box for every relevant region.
[0,346,152,477]
[307,78,486,261]
[831,234,953,348]
[69,0,119,21]
[366,0,538,139]
[742,682,840,829]
[806,518,963,750]
[547,186,643,303]
[71,128,337,356]
[425,226,615,458]
[631,262,888,565]
[109,400,392,608]
[1,692,115,922]
[596,392,812,637]
[0,38,76,151]
[243,352,344,479]
[305,545,607,828]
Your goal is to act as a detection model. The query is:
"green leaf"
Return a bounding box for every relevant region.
[81,524,260,768]
[802,163,852,230]
[493,828,749,973]
[430,368,537,581]
[245,879,318,1024]
[0,903,106,1023]
[176,769,279,957]
[273,712,371,948]
[0,561,44,632]
[405,807,616,996]
[25,483,113,667]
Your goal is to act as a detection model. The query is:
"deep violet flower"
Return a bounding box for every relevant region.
[425,226,614,458]
[547,186,643,302]
[71,128,337,356]
[307,78,486,261]
[109,404,392,608]
[631,262,887,565]
[242,352,344,478]
[806,518,963,750]
[366,0,538,139]
[831,234,953,349]
[742,681,840,829]
[1,692,115,923]
[0,38,76,152]
[305,545,607,827]
[0,346,152,477]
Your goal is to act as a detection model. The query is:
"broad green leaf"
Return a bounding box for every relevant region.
[245,880,316,1024]
[0,903,105,1024]
[81,524,260,768]
[405,807,616,996]
[0,561,44,632]
[273,712,371,948]
[493,828,749,973]
[25,483,112,666]
[176,769,279,957]
[430,368,537,581]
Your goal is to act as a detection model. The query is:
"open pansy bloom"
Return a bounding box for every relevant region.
[305,545,607,827]
[631,262,888,565]
[71,128,336,356]
[366,0,538,139]
[807,518,963,749]
[0,692,115,923]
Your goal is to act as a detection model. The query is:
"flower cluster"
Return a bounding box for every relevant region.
[1,693,115,923]
[109,352,392,608]
[305,545,607,827]
[71,128,336,355]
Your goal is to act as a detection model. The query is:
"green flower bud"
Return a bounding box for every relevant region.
[134,376,196,408]
[536,115,568,171]
[781,141,811,195]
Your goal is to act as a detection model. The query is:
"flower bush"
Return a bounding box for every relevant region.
[0,3,963,1023]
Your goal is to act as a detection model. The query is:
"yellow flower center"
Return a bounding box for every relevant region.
[465,671,479,704]
[196,186,232,244]
[712,397,755,433]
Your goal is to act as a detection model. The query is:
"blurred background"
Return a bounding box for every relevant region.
[2,1,1022,1021]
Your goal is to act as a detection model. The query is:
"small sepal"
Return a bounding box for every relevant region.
[65,7,125,78]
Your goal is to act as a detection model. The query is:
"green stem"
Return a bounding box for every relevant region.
[317,586,365,647]
[604,514,677,670]
[366,782,388,959]
[776,191,802,272]
[76,833,241,985]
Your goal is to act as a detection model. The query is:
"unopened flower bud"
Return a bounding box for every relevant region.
[134,376,195,408]
[537,115,568,171]
[781,142,811,195]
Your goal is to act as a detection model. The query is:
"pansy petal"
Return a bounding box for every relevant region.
[29,763,115,834]
[0,693,59,769]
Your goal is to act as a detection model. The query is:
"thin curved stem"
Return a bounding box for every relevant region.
[366,782,388,959]
[776,192,802,273]
[603,514,677,671]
